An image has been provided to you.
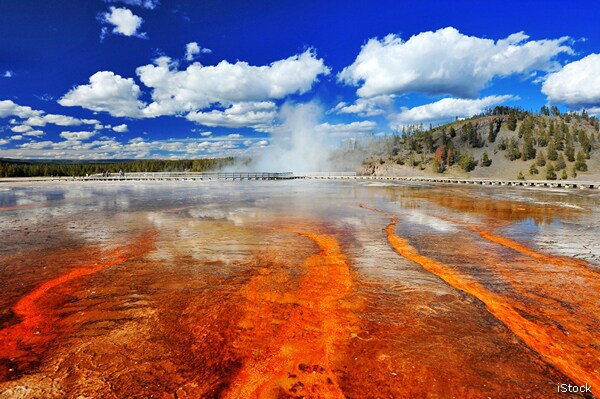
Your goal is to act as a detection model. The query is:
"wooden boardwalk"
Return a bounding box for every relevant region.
[83,172,298,181]
[303,174,600,190]
[1,172,599,190]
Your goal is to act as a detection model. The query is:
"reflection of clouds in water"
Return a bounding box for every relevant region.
[401,209,457,232]
[187,206,258,227]
[339,216,366,227]
[532,201,584,210]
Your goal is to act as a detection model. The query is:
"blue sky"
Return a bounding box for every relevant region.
[1,0,599,159]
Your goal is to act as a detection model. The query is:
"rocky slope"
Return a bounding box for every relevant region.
[353,108,600,181]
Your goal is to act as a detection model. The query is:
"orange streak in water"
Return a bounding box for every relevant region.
[0,232,155,367]
[439,214,598,275]
[361,206,600,394]
[225,233,355,398]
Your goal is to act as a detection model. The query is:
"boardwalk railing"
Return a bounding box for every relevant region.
[44,171,599,189]
[83,171,296,181]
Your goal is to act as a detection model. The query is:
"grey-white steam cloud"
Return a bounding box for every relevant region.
[253,102,332,172]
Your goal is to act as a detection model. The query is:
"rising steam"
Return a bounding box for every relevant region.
[253,102,333,173]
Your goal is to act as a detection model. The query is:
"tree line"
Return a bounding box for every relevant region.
[0,158,234,178]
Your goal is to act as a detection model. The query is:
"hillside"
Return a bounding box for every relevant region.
[352,107,600,181]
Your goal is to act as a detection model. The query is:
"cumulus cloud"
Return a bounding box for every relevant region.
[333,95,393,117]
[318,120,378,136]
[59,131,98,141]
[339,27,572,98]
[390,95,516,127]
[137,50,330,117]
[542,54,600,107]
[23,130,45,137]
[113,123,129,132]
[185,42,200,61]
[0,100,42,119]
[186,101,277,129]
[104,0,159,9]
[23,114,100,127]
[200,131,212,137]
[10,124,33,133]
[0,139,9,146]
[588,107,600,117]
[59,50,328,120]
[59,71,146,117]
[184,42,211,61]
[99,7,146,39]
[10,135,23,140]
[2,70,14,78]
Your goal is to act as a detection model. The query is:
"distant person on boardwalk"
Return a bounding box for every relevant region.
[119,169,124,178]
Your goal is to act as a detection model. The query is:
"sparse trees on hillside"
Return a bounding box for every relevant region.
[575,151,588,171]
[507,113,517,131]
[536,150,546,167]
[547,140,558,161]
[546,162,557,180]
[458,153,477,172]
[556,154,566,170]
[522,136,536,161]
[482,151,492,167]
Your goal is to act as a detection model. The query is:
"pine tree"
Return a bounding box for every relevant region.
[547,140,558,161]
[522,136,536,161]
[561,169,568,180]
[529,163,539,175]
[546,162,557,180]
[565,144,575,162]
[536,150,546,167]
[540,105,550,116]
[482,150,492,167]
[555,154,566,170]
[507,113,517,131]
[575,150,588,171]
[488,122,496,143]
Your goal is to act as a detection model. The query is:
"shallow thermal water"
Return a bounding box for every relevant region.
[0,180,598,399]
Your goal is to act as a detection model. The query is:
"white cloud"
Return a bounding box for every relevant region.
[10,135,23,140]
[99,7,146,39]
[339,27,572,98]
[0,134,260,159]
[23,130,45,137]
[104,0,159,9]
[186,101,277,129]
[542,54,600,107]
[0,100,42,119]
[200,131,212,137]
[2,70,14,78]
[333,95,393,117]
[317,120,378,136]
[113,123,129,132]
[23,114,100,127]
[11,125,33,133]
[137,50,330,117]
[59,71,146,117]
[59,131,97,141]
[185,42,200,61]
[184,42,212,61]
[390,95,515,127]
